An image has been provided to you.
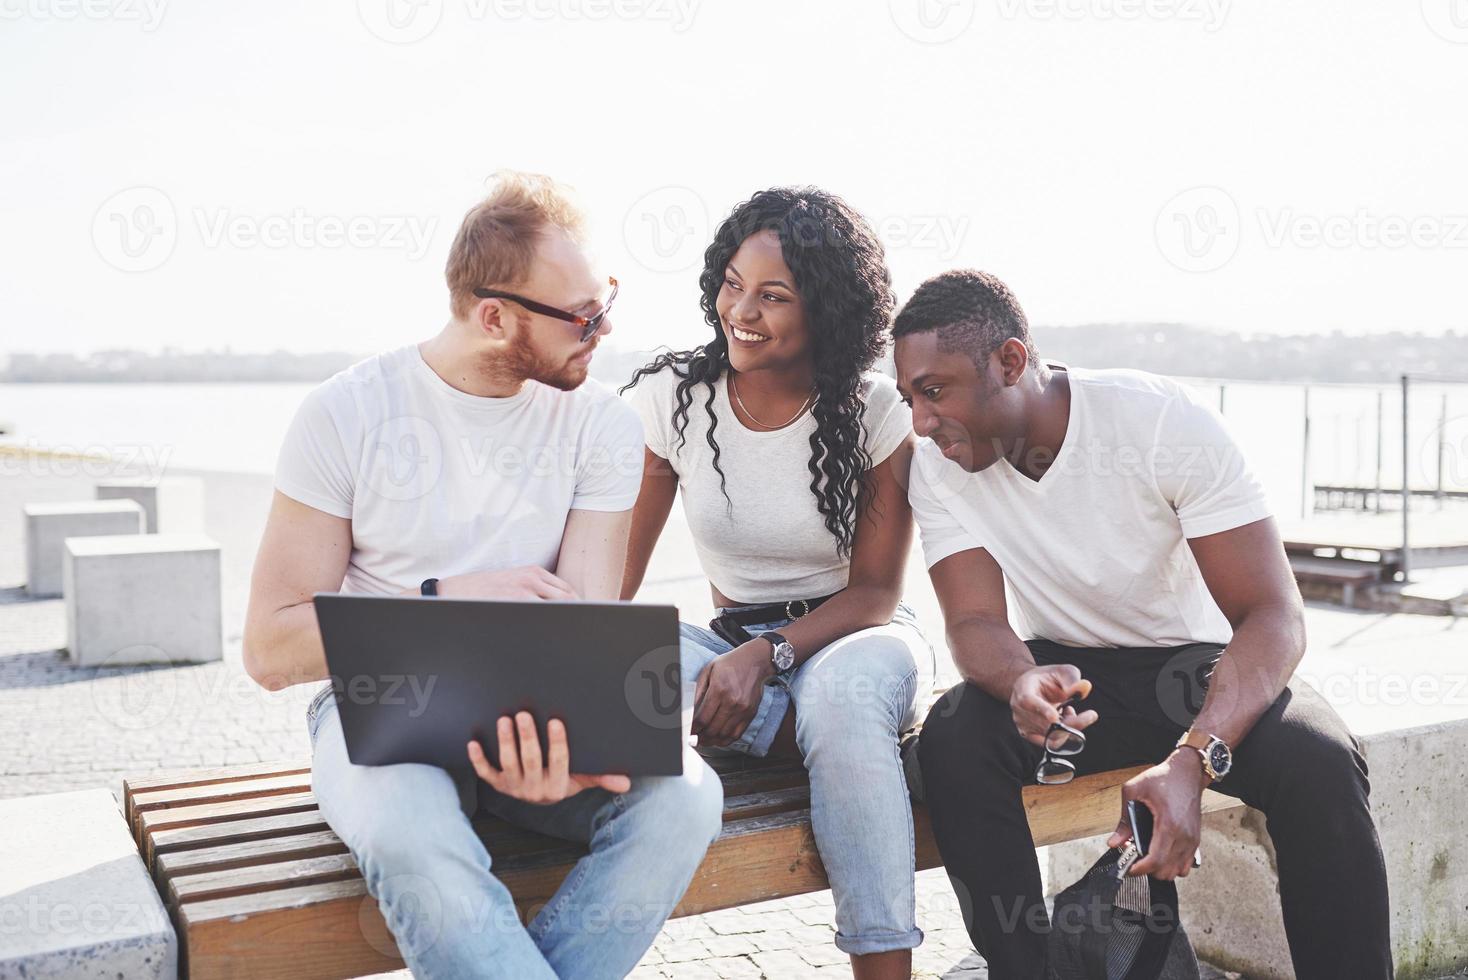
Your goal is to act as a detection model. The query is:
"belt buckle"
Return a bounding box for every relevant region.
[784,598,810,620]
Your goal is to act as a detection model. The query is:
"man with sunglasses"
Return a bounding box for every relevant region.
[891,270,1392,979]
[242,171,722,979]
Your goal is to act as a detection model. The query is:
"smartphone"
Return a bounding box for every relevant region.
[709,614,754,648]
[1126,799,1154,858]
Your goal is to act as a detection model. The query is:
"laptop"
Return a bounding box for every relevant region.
[313,593,685,776]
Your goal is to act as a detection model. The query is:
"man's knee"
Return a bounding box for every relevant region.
[916,686,1021,786]
[319,764,472,878]
[635,754,724,848]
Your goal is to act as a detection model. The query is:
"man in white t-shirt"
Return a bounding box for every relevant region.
[891,270,1390,979]
[242,172,721,980]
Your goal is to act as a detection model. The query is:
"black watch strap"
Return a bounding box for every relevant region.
[420,577,439,596]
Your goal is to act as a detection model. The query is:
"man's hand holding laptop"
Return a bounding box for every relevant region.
[416,567,633,804]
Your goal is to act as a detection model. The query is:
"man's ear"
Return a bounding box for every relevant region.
[996,338,1031,387]
[474,298,510,341]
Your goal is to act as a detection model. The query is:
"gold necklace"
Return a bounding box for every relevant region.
[729,372,815,429]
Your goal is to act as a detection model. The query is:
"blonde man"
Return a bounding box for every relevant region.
[244,172,722,980]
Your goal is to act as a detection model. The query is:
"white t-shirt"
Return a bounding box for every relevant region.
[908,367,1271,648]
[630,366,912,604]
[275,344,644,596]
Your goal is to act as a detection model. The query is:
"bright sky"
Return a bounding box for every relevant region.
[3,0,1465,357]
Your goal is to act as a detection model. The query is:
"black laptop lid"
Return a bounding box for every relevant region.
[313,594,684,777]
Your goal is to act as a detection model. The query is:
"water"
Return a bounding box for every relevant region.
[2,378,1464,522]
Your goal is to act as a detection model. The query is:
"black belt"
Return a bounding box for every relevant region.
[719,591,839,627]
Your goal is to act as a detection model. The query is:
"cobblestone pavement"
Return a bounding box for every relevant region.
[1,459,1450,978]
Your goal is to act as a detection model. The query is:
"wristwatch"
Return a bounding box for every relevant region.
[420,578,439,596]
[1176,730,1233,782]
[763,631,796,674]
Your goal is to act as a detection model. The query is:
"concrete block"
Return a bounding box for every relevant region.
[0,788,177,979]
[96,476,205,534]
[22,500,146,597]
[64,533,222,667]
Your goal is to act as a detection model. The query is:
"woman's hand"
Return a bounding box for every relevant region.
[692,639,777,747]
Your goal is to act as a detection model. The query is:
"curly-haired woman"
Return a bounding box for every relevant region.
[622,187,936,979]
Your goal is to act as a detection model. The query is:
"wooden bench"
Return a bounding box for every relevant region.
[122,755,1242,980]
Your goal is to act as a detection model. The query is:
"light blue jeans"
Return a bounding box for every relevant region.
[680,602,936,956]
[307,690,723,980]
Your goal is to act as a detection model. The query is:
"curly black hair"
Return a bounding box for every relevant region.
[891,269,1039,368]
[623,187,895,559]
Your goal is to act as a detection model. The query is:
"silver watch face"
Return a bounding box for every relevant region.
[1208,740,1232,778]
[772,641,795,671]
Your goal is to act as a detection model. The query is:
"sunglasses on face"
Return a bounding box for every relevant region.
[472,276,618,344]
[1035,695,1087,786]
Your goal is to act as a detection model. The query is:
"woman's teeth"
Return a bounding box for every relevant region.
[731,326,770,343]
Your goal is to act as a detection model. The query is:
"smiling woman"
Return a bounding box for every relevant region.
[620,187,938,978]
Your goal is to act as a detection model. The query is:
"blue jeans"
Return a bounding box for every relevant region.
[680,602,936,956]
[307,690,723,980]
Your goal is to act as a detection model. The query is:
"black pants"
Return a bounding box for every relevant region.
[917,639,1393,980]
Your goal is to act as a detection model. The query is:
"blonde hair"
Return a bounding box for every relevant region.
[444,170,587,320]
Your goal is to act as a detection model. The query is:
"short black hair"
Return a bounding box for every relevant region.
[892,269,1039,368]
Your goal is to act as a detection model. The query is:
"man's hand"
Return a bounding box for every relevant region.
[1010,664,1097,746]
[1107,750,1208,879]
[437,567,578,601]
[692,640,776,748]
[467,712,630,804]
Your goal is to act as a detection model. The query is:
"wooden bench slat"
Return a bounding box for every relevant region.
[139,790,318,836]
[132,772,315,818]
[157,829,350,878]
[169,852,362,906]
[150,809,331,862]
[124,761,310,826]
